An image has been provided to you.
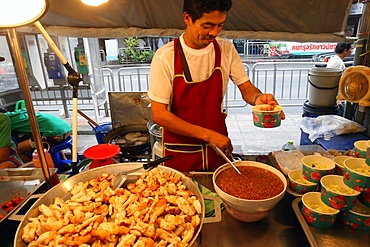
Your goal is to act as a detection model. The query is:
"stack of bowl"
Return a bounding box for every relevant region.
[297,154,369,229]
[300,155,370,230]
[301,173,361,229]
[341,157,370,230]
[287,155,335,196]
[297,155,339,228]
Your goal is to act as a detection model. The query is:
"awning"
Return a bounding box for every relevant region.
[16,0,354,42]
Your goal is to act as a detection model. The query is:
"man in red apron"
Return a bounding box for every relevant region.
[149,0,284,172]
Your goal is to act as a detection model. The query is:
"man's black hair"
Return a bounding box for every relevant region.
[335,43,352,54]
[183,0,232,22]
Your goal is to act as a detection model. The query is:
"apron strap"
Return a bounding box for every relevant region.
[177,39,193,82]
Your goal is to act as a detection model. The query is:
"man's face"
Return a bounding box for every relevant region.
[183,10,227,49]
[344,45,354,57]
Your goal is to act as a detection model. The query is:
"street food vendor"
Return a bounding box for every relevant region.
[0,113,23,168]
[149,0,284,172]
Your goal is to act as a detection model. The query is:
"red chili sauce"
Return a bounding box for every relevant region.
[216,166,284,200]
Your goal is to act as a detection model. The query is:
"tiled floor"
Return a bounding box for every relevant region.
[69,105,304,157]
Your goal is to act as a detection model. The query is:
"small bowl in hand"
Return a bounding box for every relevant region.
[251,104,283,128]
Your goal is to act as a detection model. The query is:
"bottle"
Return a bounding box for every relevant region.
[32,149,55,168]
[282,140,296,151]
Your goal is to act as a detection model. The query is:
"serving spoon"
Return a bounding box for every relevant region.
[111,155,173,189]
[213,145,242,175]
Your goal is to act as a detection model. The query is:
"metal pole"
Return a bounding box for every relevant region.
[34,21,82,175]
[354,1,370,67]
[352,1,370,125]
[60,85,70,118]
[7,28,53,189]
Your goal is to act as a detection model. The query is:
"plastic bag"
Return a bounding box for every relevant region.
[299,115,366,142]
[273,150,305,175]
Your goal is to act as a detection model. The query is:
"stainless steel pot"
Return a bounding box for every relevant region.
[14,163,220,247]
[147,120,162,143]
[103,124,150,154]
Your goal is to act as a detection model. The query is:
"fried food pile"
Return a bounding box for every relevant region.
[22,168,202,247]
[259,105,277,111]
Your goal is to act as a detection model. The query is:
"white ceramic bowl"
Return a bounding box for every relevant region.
[213,161,287,222]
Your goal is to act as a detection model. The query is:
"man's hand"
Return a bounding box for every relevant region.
[206,129,233,155]
[255,93,286,120]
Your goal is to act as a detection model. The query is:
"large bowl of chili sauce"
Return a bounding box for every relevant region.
[213,161,287,222]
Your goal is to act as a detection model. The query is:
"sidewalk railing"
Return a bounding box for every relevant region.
[30,61,317,120]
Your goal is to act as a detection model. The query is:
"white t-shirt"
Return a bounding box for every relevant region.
[148,34,250,104]
[326,55,345,70]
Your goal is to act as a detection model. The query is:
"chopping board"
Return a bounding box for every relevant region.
[0,168,57,223]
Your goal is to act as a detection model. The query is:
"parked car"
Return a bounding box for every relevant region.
[312,49,355,67]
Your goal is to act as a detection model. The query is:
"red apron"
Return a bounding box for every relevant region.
[162,38,228,172]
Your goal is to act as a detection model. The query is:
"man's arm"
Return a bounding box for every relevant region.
[151,101,233,154]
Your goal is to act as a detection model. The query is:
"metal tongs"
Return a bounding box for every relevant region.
[213,145,242,174]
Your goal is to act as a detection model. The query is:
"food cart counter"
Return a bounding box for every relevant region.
[0,170,309,247]
[2,161,369,247]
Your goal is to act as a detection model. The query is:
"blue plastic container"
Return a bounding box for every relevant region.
[92,123,112,144]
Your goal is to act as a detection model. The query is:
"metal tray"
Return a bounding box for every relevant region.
[0,168,57,223]
[13,163,212,247]
[292,197,369,247]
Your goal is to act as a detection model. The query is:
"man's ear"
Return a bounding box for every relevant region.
[183,12,192,26]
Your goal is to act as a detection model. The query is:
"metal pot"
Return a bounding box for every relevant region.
[14,164,220,247]
[103,124,150,155]
[147,120,162,143]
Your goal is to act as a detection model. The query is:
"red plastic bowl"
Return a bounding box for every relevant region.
[84,144,120,160]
